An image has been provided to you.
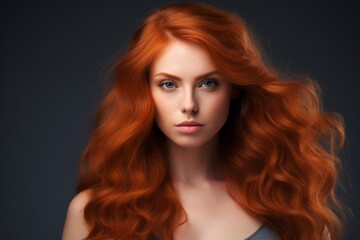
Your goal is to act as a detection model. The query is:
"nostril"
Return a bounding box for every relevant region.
[181,106,199,114]
[181,91,199,114]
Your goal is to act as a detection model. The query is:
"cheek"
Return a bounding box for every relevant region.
[152,93,173,125]
[154,103,168,123]
[204,91,231,120]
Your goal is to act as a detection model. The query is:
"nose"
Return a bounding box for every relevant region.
[181,88,199,114]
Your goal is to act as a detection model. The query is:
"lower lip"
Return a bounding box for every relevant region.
[176,125,203,133]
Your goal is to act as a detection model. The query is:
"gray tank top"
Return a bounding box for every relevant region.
[245,224,278,240]
[154,224,278,239]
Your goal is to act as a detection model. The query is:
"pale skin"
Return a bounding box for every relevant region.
[62,39,262,240]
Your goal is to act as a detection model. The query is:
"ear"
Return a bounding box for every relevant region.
[231,86,241,99]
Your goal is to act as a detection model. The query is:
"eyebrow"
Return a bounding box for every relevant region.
[153,70,220,81]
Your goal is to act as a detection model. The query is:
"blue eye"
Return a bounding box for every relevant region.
[200,79,218,88]
[160,81,176,89]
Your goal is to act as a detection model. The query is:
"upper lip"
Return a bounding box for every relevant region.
[176,121,204,126]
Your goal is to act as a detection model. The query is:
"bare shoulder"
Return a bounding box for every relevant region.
[68,190,92,213]
[62,190,92,240]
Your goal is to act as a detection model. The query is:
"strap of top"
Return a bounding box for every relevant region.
[245,224,278,240]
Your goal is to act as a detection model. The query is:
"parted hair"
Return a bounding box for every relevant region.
[77,2,345,240]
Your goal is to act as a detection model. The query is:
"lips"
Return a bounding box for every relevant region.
[175,121,204,133]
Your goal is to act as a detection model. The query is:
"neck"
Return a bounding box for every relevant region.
[166,136,221,187]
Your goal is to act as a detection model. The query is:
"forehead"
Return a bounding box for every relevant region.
[150,39,217,77]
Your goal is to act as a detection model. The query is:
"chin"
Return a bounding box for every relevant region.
[174,142,206,148]
[168,135,216,149]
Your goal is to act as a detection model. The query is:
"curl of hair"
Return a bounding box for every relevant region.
[77,3,345,240]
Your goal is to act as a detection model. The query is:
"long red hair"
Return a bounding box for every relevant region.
[77,3,345,240]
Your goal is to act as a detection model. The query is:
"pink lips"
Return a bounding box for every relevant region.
[175,121,204,133]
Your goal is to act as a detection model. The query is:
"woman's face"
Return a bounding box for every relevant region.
[149,39,233,148]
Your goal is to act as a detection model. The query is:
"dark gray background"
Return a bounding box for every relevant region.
[1,1,359,239]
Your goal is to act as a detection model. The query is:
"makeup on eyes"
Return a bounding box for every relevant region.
[159,78,219,88]
[199,79,219,88]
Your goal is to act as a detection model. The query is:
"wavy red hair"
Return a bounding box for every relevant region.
[77,3,345,240]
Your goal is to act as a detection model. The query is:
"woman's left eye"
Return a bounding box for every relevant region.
[200,79,218,88]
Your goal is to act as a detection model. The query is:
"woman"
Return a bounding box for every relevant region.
[62,2,345,240]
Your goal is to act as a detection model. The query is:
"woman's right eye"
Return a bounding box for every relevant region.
[160,81,176,89]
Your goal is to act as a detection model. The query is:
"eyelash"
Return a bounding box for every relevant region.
[160,81,176,89]
[200,79,219,88]
[159,79,219,89]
